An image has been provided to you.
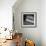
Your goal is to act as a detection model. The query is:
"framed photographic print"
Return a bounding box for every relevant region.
[21,12,37,28]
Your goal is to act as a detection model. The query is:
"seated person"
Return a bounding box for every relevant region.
[15,33,22,46]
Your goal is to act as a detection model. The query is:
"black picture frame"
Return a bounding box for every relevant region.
[21,12,37,28]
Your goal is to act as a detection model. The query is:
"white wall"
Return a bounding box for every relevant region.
[41,0,46,46]
[0,0,16,30]
[13,0,46,46]
[13,0,41,46]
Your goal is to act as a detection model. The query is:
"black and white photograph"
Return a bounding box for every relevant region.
[21,12,37,28]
